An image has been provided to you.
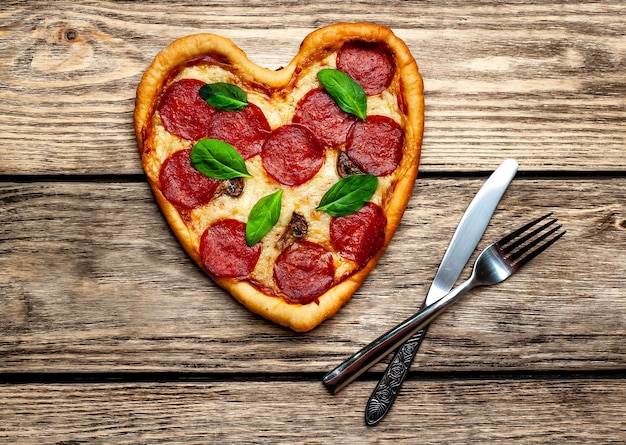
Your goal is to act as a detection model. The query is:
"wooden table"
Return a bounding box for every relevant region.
[1,1,625,443]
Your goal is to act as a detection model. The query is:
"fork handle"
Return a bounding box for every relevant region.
[365,326,429,426]
[322,278,474,394]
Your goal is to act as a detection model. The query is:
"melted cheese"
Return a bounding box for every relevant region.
[147,58,402,295]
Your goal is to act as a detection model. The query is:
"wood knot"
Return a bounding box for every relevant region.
[63,28,79,42]
[57,27,86,44]
[616,218,626,230]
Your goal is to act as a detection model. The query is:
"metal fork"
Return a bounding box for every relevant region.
[322,213,565,395]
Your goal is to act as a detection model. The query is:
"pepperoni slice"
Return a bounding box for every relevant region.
[261,124,325,186]
[274,241,335,304]
[207,103,271,159]
[292,88,357,148]
[200,219,261,278]
[159,149,220,209]
[337,40,395,95]
[330,202,387,267]
[345,115,404,176]
[157,79,215,141]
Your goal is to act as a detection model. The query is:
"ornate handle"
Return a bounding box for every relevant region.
[322,279,473,394]
[365,327,428,426]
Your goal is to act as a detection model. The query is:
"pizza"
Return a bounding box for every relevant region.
[134,23,424,332]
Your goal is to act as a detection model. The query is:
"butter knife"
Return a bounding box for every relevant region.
[322,159,518,397]
[364,158,518,425]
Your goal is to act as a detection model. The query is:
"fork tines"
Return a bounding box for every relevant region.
[498,213,566,267]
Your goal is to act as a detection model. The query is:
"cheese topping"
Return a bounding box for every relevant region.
[146,56,404,296]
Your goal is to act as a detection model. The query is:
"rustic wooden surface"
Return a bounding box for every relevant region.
[1,1,625,443]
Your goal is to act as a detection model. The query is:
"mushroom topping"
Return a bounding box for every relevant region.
[215,177,244,198]
[277,212,308,250]
[336,151,363,177]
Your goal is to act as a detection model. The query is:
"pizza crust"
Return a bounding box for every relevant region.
[135,23,424,332]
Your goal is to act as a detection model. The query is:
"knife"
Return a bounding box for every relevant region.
[363,158,518,425]
[322,158,518,398]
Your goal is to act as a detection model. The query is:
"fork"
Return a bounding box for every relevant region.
[322,213,565,395]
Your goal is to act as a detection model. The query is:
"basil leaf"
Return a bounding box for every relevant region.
[317,68,367,120]
[199,82,248,111]
[317,174,378,217]
[190,139,252,180]
[246,190,283,246]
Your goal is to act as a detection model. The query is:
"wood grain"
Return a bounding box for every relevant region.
[1,1,625,174]
[1,178,624,373]
[1,1,625,441]
[1,379,624,444]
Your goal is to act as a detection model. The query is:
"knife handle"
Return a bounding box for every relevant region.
[323,278,474,394]
[365,327,428,426]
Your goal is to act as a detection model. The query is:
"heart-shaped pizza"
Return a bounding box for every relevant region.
[134,23,423,331]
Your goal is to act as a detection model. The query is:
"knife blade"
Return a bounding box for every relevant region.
[363,158,518,425]
[322,158,518,396]
[427,158,519,305]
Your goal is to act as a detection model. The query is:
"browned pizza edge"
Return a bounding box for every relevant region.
[134,23,424,332]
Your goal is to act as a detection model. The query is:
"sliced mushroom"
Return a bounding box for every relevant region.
[215,177,244,198]
[336,151,363,177]
[277,212,308,250]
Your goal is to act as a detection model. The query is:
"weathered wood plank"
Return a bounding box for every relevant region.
[1,378,624,444]
[1,178,624,372]
[1,2,624,441]
[1,1,625,174]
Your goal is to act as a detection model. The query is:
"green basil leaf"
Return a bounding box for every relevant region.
[317,68,367,120]
[199,82,248,111]
[317,174,378,217]
[190,138,252,180]
[246,190,283,246]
